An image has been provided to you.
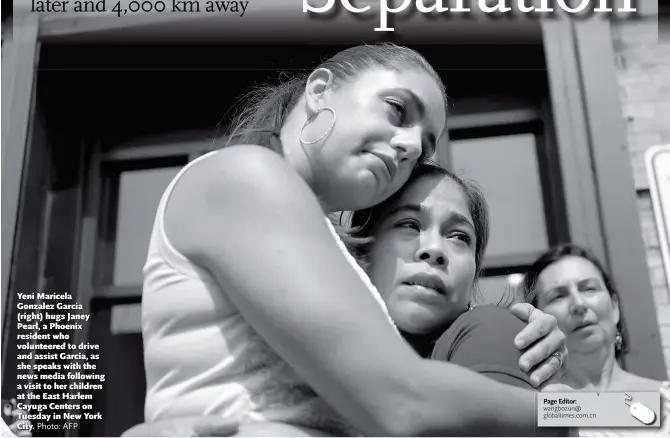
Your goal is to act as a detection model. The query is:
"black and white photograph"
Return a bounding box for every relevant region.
[2,0,669,436]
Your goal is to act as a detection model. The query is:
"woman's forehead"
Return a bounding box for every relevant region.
[394,176,470,216]
[539,256,603,286]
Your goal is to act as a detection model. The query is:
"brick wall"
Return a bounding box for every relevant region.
[611,16,670,379]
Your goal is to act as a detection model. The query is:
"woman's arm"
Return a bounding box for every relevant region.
[165,146,546,437]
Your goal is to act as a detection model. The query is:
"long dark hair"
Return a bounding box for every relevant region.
[522,243,629,359]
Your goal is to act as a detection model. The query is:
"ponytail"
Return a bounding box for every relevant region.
[222,76,307,154]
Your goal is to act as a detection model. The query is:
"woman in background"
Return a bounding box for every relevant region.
[138,43,568,437]
[523,243,669,436]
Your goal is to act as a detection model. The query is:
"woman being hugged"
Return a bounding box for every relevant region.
[140,44,567,437]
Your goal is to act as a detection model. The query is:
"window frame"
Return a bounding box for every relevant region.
[78,138,213,301]
[94,156,190,295]
[73,138,212,374]
[447,107,569,275]
[1,13,40,370]
[60,138,212,431]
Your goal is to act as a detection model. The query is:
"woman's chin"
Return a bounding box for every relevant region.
[568,335,608,355]
[353,169,397,208]
[397,322,440,335]
[392,307,449,335]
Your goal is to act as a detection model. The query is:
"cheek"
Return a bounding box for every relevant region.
[388,166,414,195]
[447,250,476,303]
[451,249,476,279]
[589,294,617,323]
[368,244,404,300]
[329,101,383,143]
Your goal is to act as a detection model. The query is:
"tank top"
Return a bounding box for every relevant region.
[141,145,397,435]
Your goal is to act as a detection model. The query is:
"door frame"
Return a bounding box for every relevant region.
[542,16,667,379]
[1,12,40,371]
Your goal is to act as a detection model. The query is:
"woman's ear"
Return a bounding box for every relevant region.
[304,68,334,117]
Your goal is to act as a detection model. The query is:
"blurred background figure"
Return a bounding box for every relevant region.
[523,243,669,436]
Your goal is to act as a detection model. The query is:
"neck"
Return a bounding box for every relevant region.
[279,118,335,212]
[562,344,622,390]
[401,325,450,358]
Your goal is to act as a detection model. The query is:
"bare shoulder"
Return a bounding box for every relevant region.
[184,145,297,194]
[164,145,321,259]
[169,144,311,213]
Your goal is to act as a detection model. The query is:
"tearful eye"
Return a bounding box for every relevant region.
[395,219,420,231]
[451,232,472,246]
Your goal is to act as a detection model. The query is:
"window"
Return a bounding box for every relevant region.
[112,167,183,286]
[451,133,549,259]
[94,156,189,297]
[476,274,525,307]
[74,140,210,435]
[448,112,569,305]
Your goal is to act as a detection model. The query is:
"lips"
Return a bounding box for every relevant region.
[369,152,398,182]
[573,321,595,332]
[402,272,448,296]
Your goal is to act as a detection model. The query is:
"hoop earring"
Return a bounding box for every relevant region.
[300,107,336,146]
[615,331,623,351]
[356,210,373,231]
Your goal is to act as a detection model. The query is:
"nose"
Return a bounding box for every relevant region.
[568,287,588,315]
[415,229,448,268]
[391,127,423,162]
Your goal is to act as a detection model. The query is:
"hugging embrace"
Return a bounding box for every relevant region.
[124,44,668,438]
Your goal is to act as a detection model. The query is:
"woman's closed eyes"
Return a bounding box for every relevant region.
[383,96,437,163]
[545,278,604,302]
[577,278,602,292]
[385,98,407,125]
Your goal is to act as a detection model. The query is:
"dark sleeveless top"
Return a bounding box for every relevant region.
[431,305,535,390]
